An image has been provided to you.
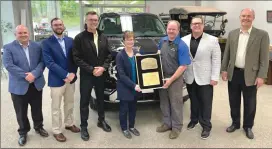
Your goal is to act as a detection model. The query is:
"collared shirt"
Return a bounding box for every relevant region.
[19,41,30,66]
[235,26,252,68]
[54,34,66,57]
[158,35,191,77]
[93,31,98,56]
[190,34,203,58]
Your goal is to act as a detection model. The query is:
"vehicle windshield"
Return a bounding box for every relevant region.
[99,14,166,37]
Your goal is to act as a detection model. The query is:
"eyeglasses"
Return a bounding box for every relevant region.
[87,19,98,22]
[191,22,203,26]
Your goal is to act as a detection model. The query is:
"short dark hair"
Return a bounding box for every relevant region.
[50,17,62,26]
[191,15,204,24]
[85,11,98,17]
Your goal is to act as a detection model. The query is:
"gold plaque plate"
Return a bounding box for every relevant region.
[141,58,158,70]
[142,72,160,86]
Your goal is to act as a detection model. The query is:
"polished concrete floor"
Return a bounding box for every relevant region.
[1,69,272,148]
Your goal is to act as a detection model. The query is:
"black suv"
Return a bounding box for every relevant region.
[90,12,189,109]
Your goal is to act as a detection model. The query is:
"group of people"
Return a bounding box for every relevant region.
[2,8,270,146]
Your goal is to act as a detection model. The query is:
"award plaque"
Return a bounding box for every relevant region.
[135,53,164,90]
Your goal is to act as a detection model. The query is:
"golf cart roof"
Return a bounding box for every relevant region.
[169,6,227,16]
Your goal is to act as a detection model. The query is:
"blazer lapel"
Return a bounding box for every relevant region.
[50,36,66,59]
[232,29,240,59]
[28,42,34,69]
[15,41,30,69]
[122,50,132,77]
[193,33,206,60]
[246,27,257,53]
[64,37,70,56]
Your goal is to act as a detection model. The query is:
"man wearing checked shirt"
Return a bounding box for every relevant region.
[42,18,80,142]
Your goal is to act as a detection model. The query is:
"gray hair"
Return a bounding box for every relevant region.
[240,8,255,18]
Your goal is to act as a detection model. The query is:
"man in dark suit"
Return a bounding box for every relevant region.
[221,8,270,139]
[42,18,80,142]
[2,25,49,146]
[73,11,112,141]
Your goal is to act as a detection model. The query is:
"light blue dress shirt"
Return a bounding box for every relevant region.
[19,42,30,67]
[54,34,66,57]
[54,34,69,78]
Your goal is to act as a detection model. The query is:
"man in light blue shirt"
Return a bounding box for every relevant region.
[3,25,48,146]
[42,18,79,142]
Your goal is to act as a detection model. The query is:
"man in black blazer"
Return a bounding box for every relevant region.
[73,11,112,141]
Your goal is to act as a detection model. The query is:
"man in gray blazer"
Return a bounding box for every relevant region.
[3,25,49,146]
[221,8,270,139]
[182,16,221,139]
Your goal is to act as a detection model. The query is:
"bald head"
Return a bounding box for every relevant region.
[239,8,255,29]
[15,25,29,45]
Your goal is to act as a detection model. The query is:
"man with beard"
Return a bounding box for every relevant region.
[42,18,80,142]
[3,25,48,146]
[73,11,112,141]
[221,8,270,139]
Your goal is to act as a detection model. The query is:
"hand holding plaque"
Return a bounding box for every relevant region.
[135,53,164,90]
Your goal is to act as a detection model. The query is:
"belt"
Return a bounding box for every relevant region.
[234,67,244,71]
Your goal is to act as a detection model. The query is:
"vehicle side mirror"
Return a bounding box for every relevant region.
[223,19,228,23]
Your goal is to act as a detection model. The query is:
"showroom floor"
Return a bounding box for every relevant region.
[1,69,272,148]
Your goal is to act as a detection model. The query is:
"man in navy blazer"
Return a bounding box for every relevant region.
[42,18,79,142]
[3,25,48,146]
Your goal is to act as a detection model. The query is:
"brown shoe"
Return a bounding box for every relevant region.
[53,133,66,142]
[156,124,171,133]
[169,128,181,139]
[65,125,80,133]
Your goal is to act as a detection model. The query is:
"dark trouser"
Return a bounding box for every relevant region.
[228,68,257,129]
[119,99,137,131]
[80,74,105,129]
[158,76,184,130]
[186,80,213,131]
[11,83,43,135]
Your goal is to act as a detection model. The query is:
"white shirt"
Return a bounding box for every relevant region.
[93,31,98,56]
[235,26,252,68]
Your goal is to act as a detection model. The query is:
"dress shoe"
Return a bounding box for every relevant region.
[65,125,80,133]
[53,133,66,142]
[169,128,181,139]
[201,130,210,140]
[81,128,90,141]
[187,121,197,130]
[156,124,171,133]
[226,125,240,133]
[122,130,132,139]
[129,128,140,136]
[35,127,49,137]
[18,135,27,146]
[97,120,112,132]
[244,128,254,139]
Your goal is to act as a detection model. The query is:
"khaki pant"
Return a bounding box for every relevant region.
[51,83,75,134]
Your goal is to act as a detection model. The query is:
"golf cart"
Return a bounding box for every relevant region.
[160,6,228,58]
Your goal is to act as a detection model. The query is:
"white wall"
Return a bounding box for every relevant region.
[201,1,272,43]
[146,1,196,15]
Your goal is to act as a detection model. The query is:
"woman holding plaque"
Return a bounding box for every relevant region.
[116,31,142,139]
